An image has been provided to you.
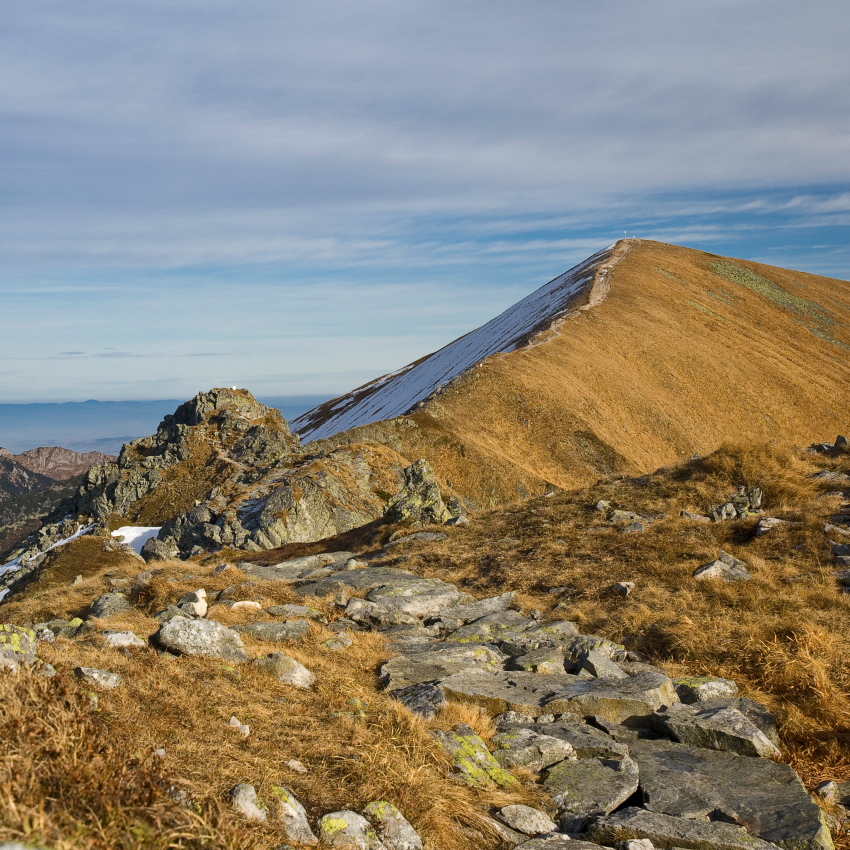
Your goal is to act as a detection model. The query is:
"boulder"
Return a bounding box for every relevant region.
[251,652,315,688]
[588,807,784,850]
[579,649,628,679]
[652,704,780,758]
[527,717,631,760]
[432,723,518,789]
[491,727,576,771]
[693,551,751,582]
[544,754,640,831]
[387,681,447,719]
[103,630,146,648]
[497,805,557,837]
[318,810,386,849]
[89,592,132,619]
[431,592,516,627]
[367,581,465,619]
[673,676,738,704]
[543,671,679,724]
[380,643,507,691]
[0,624,37,666]
[154,616,249,662]
[628,738,833,850]
[384,459,451,525]
[362,801,423,850]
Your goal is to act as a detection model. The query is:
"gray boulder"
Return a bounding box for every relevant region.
[693,551,751,582]
[103,630,146,648]
[367,581,464,619]
[432,723,518,789]
[628,738,833,850]
[544,671,680,724]
[154,616,250,662]
[544,754,640,831]
[446,610,533,644]
[380,642,507,691]
[652,704,780,758]
[497,805,557,837]
[74,667,123,689]
[229,783,267,822]
[387,681,447,719]
[673,676,738,704]
[384,459,451,525]
[89,592,132,619]
[491,727,576,771]
[588,807,784,850]
[362,801,423,850]
[270,786,318,845]
[0,624,37,666]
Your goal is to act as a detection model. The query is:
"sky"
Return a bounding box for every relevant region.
[2,1,849,403]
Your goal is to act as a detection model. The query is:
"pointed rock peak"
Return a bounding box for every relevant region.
[170,388,281,428]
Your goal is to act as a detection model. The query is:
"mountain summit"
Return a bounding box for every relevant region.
[295,239,850,502]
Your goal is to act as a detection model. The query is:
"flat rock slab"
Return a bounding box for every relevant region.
[296,567,430,597]
[446,610,534,644]
[432,723,519,789]
[381,644,506,691]
[652,704,780,758]
[439,670,582,716]
[629,738,832,850]
[588,806,783,850]
[544,754,639,830]
[492,726,576,771]
[517,718,630,760]
[367,582,467,618]
[543,671,679,723]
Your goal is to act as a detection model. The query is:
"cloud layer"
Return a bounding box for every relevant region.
[1,1,848,401]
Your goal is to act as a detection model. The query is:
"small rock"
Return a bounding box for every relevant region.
[178,589,207,618]
[251,652,316,688]
[229,783,267,822]
[612,581,635,596]
[390,681,447,719]
[318,810,386,848]
[681,510,711,522]
[153,748,167,759]
[267,603,328,623]
[286,759,308,774]
[235,620,311,642]
[74,667,123,689]
[363,801,423,850]
[228,600,263,611]
[673,676,738,704]
[70,574,84,585]
[814,780,839,803]
[693,551,751,582]
[229,715,250,737]
[323,634,353,651]
[103,630,146,648]
[497,804,557,836]
[89,592,132,619]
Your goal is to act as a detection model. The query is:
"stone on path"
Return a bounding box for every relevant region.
[229,783,267,822]
[362,801,423,850]
[496,804,557,836]
[318,810,386,849]
[628,738,833,850]
[652,704,780,758]
[588,807,785,850]
[544,753,640,831]
[154,616,249,662]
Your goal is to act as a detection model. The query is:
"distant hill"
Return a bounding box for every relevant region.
[295,239,850,503]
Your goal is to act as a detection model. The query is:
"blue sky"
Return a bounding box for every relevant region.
[2,1,849,402]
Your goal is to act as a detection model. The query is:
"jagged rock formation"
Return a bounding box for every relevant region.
[2,389,457,584]
[294,240,850,504]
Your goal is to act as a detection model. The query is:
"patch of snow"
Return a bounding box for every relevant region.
[293,246,611,442]
[111,526,161,554]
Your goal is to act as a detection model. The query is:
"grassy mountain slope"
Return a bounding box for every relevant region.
[305,240,850,505]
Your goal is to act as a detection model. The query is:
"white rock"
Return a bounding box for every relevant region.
[363,801,423,850]
[229,600,263,611]
[230,783,267,821]
[251,652,316,688]
[319,811,386,848]
[286,759,308,774]
[229,715,250,737]
[74,666,123,689]
[273,786,319,845]
[497,804,557,836]
[103,630,146,648]
[179,589,208,617]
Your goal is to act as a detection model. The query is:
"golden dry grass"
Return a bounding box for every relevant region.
[318,240,850,506]
[0,543,546,850]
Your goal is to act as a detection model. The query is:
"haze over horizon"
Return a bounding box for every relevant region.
[2,1,849,403]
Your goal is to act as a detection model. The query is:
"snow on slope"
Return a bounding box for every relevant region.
[293,245,613,443]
